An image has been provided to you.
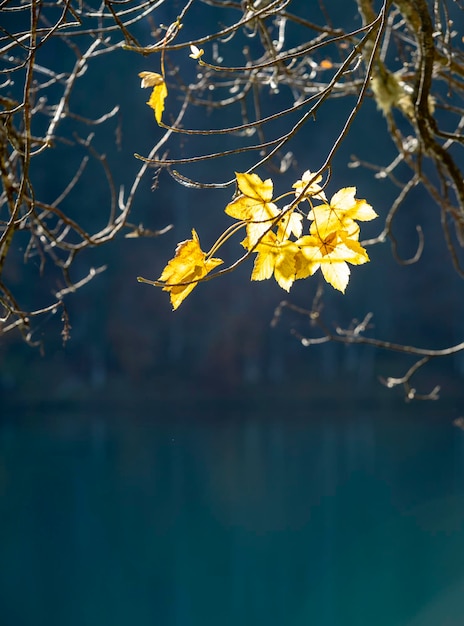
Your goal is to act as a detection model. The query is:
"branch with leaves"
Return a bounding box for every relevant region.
[2,0,464,400]
[131,0,464,400]
[138,171,377,307]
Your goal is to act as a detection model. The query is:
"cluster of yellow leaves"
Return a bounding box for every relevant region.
[230,172,377,295]
[143,171,377,310]
[137,49,377,309]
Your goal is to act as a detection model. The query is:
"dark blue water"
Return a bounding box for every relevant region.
[1,406,464,626]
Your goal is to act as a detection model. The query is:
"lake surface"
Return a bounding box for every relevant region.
[1,404,464,626]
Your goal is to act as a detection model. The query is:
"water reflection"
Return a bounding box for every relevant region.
[0,407,463,626]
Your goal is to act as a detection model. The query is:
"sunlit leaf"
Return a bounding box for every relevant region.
[329,187,378,221]
[226,172,280,246]
[274,244,299,291]
[236,172,273,202]
[297,230,370,292]
[310,211,360,241]
[277,208,303,240]
[336,232,370,264]
[293,170,327,202]
[294,236,322,280]
[320,258,351,293]
[246,232,299,292]
[250,240,275,282]
[309,187,377,239]
[139,71,168,124]
[159,229,222,309]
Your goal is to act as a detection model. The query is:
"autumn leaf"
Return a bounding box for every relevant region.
[277,207,303,240]
[309,187,377,240]
[320,257,351,293]
[330,187,378,221]
[235,172,273,201]
[293,245,320,280]
[139,71,164,89]
[225,172,281,246]
[158,229,222,309]
[139,71,168,124]
[297,230,370,293]
[292,170,327,202]
[243,232,299,292]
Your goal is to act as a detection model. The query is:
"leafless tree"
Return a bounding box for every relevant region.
[0,0,171,347]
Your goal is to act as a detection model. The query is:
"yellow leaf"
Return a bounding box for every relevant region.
[248,232,298,292]
[310,210,360,241]
[308,232,351,292]
[329,187,378,221]
[277,209,303,240]
[337,232,370,264]
[321,259,350,293]
[147,82,168,124]
[274,244,298,291]
[309,187,377,239]
[293,170,327,202]
[251,244,275,281]
[236,172,273,202]
[294,248,320,280]
[225,172,280,246]
[226,196,279,227]
[295,235,322,274]
[159,229,222,309]
[139,71,168,124]
[296,230,370,293]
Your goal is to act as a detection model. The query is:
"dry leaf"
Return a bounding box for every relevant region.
[158,229,222,309]
[139,71,168,124]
